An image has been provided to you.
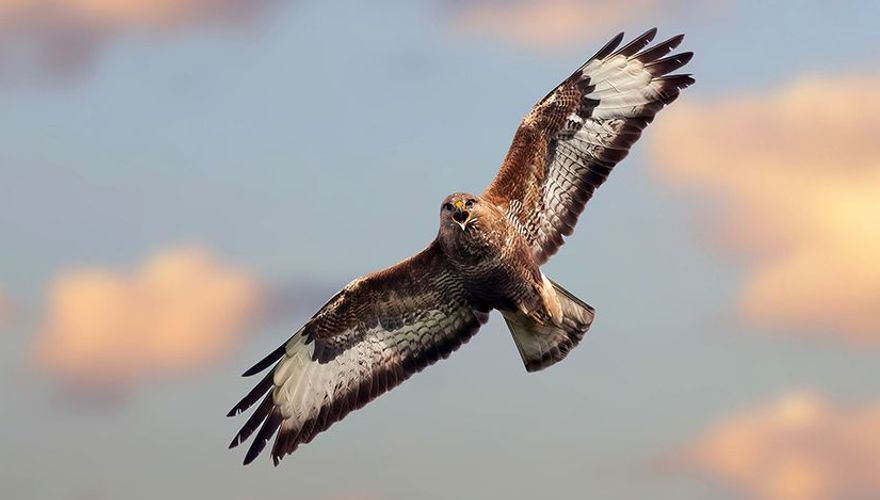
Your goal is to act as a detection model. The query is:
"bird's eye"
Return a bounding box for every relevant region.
[442,202,453,211]
[465,200,475,208]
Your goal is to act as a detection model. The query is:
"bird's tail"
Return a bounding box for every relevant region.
[502,279,595,372]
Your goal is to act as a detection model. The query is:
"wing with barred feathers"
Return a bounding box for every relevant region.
[227,242,489,465]
[483,28,694,264]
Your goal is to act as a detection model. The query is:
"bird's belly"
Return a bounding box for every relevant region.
[459,259,540,313]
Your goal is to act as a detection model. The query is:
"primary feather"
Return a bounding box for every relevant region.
[483,28,694,264]
[229,243,489,464]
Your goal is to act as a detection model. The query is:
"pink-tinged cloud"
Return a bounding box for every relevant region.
[447,0,657,48]
[444,0,723,48]
[652,74,880,342]
[0,287,11,328]
[0,0,284,80]
[33,247,263,393]
[683,392,880,500]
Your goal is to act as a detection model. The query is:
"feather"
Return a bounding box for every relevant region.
[483,30,694,264]
[227,242,490,464]
[241,344,285,377]
[610,27,657,58]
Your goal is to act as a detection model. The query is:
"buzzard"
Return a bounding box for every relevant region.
[228,28,693,465]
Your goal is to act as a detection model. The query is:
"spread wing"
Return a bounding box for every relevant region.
[227,242,489,465]
[483,28,694,264]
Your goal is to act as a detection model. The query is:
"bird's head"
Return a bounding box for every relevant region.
[439,193,480,233]
[437,193,506,260]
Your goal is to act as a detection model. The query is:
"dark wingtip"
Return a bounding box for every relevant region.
[243,408,282,465]
[227,370,275,418]
[229,393,275,455]
[665,33,686,48]
[678,74,696,87]
[647,51,694,76]
[658,73,696,87]
[242,451,259,466]
[591,31,625,61]
[611,27,658,58]
[640,27,659,47]
[241,344,286,377]
[636,33,686,63]
[677,51,695,66]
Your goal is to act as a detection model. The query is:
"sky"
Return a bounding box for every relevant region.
[1,1,879,499]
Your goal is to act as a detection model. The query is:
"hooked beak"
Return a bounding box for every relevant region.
[451,207,471,231]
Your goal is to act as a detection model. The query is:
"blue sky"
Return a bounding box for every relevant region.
[2,1,879,499]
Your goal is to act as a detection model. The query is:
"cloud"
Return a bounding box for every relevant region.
[444,0,722,48]
[32,247,264,394]
[682,392,880,500]
[0,0,285,81]
[447,0,656,48]
[652,73,880,342]
[0,287,11,328]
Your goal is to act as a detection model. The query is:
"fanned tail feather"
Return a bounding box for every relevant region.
[503,279,595,372]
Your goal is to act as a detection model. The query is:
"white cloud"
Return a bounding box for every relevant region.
[0,0,285,80]
[0,287,11,329]
[652,73,880,342]
[447,0,660,48]
[683,392,880,500]
[444,0,725,48]
[33,246,263,393]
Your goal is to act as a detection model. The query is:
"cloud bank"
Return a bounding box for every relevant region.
[444,0,723,48]
[652,73,880,342]
[0,0,284,80]
[683,392,880,500]
[446,0,660,48]
[33,247,263,393]
[0,287,11,329]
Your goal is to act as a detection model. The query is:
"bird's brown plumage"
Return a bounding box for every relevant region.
[484,28,694,264]
[228,28,693,465]
[228,242,489,464]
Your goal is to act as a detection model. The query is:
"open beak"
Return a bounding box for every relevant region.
[451,207,471,231]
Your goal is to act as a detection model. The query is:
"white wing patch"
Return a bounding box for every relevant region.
[228,267,489,465]
[273,333,380,432]
[531,30,694,263]
[270,309,449,435]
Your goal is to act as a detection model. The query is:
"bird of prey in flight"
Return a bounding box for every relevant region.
[228,28,693,465]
